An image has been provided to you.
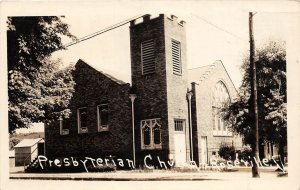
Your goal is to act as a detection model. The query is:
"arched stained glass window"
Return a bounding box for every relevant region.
[143,126,151,145]
[153,126,161,145]
[212,81,231,136]
[213,81,229,107]
[141,118,162,149]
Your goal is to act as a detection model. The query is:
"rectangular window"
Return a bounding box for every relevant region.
[141,118,162,150]
[172,39,182,75]
[77,107,88,134]
[141,40,155,75]
[59,118,69,135]
[97,104,109,132]
[174,119,184,131]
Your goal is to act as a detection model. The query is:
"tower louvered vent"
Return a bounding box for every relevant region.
[141,40,155,75]
[172,39,181,75]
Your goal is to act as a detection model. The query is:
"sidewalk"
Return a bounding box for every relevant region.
[9,167,288,181]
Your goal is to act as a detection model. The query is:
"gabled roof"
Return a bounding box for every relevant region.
[76,59,127,85]
[14,138,44,148]
[188,60,220,84]
[188,60,238,93]
[188,65,211,83]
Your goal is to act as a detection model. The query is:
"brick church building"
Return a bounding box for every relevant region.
[45,14,243,168]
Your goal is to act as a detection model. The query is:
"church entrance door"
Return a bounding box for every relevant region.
[174,120,187,166]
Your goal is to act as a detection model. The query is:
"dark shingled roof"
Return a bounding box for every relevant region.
[77,59,127,85]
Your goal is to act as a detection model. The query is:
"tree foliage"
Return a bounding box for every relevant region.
[218,144,236,161]
[7,16,76,133]
[222,40,286,157]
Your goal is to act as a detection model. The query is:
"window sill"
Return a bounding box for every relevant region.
[98,125,109,132]
[141,144,162,150]
[173,72,182,76]
[213,131,232,137]
[78,127,88,134]
[141,72,156,77]
[60,129,69,136]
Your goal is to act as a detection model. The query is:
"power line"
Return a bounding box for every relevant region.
[60,13,248,51]
[61,14,146,49]
[192,13,247,41]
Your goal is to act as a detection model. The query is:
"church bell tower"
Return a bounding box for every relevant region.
[130,14,190,166]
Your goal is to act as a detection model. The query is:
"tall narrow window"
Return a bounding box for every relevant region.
[172,39,182,75]
[141,118,162,149]
[78,107,88,133]
[143,126,151,146]
[212,106,217,131]
[141,40,155,75]
[153,126,161,145]
[212,81,231,136]
[153,119,161,145]
[59,117,69,135]
[97,104,109,132]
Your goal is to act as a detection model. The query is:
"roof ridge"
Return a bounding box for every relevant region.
[188,64,210,70]
[194,63,215,83]
[14,138,44,148]
[188,60,222,83]
[77,59,127,85]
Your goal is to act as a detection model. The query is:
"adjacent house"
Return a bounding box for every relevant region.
[14,138,44,166]
[45,14,243,168]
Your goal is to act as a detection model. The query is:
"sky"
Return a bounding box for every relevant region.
[16,123,44,134]
[5,1,295,134]
[51,4,290,89]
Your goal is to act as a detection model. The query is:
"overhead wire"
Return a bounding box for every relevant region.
[60,13,249,51]
[61,14,146,49]
[192,13,248,42]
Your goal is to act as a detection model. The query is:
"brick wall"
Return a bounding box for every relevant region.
[164,16,190,161]
[130,15,169,164]
[191,61,243,164]
[45,59,133,160]
[130,14,190,164]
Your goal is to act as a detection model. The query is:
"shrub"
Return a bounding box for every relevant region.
[237,146,252,163]
[218,144,236,161]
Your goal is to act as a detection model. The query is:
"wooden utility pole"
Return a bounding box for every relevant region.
[249,12,260,178]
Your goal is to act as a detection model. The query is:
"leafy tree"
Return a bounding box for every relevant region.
[7,16,76,133]
[9,138,21,150]
[223,40,286,160]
